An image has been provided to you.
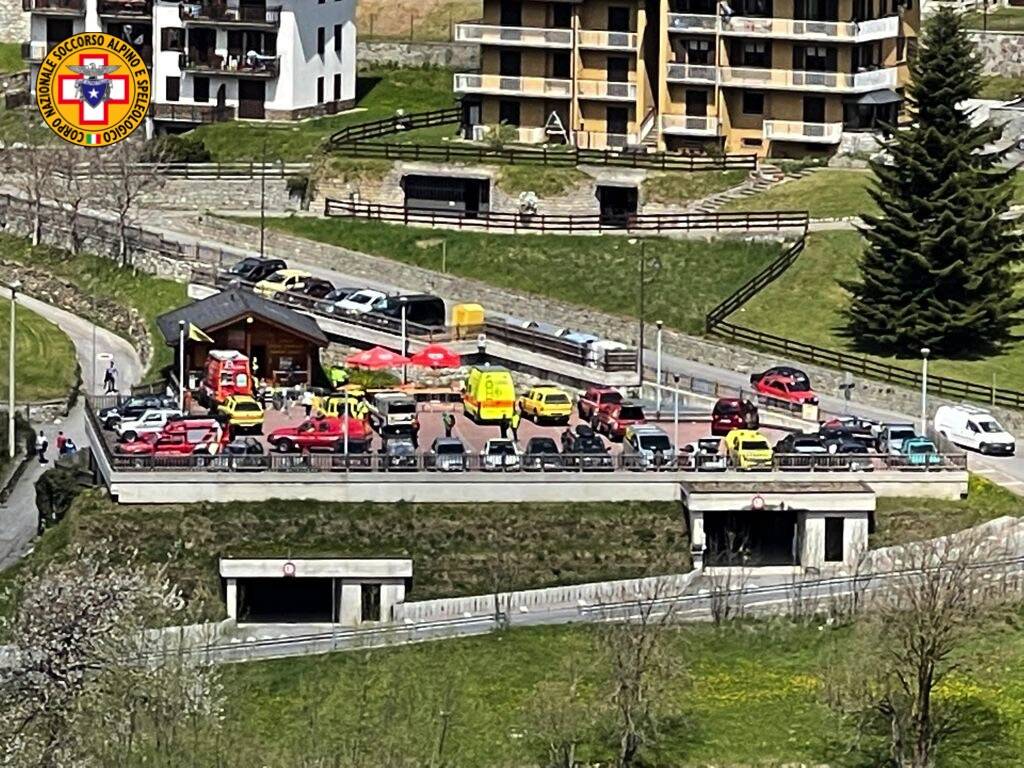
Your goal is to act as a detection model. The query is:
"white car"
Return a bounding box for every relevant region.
[480,439,520,471]
[679,438,727,471]
[934,405,1015,456]
[335,289,386,315]
[115,408,183,441]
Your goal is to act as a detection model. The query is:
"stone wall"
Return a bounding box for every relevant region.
[971,31,1024,78]
[0,0,27,44]
[356,40,479,70]
[135,177,295,212]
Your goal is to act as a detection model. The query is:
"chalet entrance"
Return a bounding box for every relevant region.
[403,174,490,217]
[597,184,638,226]
[238,79,265,119]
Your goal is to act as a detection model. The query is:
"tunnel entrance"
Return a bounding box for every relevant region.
[704,510,799,567]
[237,577,337,623]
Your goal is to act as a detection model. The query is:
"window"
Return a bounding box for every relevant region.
[317,26,325,56]
[160,27,184,52]
[334,23,341,54]
[686,38,712,65]
[333,73,341,100]
[193,76,209,102]
[499,99,520,126]
[551,3,571,28]
[741,137,763,147]
[550,51,570,79]
[500,0,522,26]
[608,6,631,31]
[165,76,180,101]
[360,584,382,622]
[686,89,708,116]
[825,517,844,562]
[896,32,906,62]
[499,50,521,77]
[316,76,324,103]
[741,40,770,67]
[742,91,764,114]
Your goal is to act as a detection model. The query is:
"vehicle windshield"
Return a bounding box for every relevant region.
[389,441,414,454]
[229,260,256,274]
[600,391,623,404]
[436,442,464,455]
[529,439,558,453]
[891,429,916,441]
[580,438,606,453]
[349,293,375,305]
[545,394,570,404]
[263,272,288,284]
[639,435,672,451]
[618,406,645,420]
[697,439,720,453]
[387,402,416,415]
[788,379,811,392]
[979,420,1004,433]
[910,443,937,454]
[716,401,741,414]
[742,440,770,451]
[234,401,262,412]
[489,443,515,455]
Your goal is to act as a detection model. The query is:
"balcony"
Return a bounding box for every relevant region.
[179,52,280,78]
[21,40,52,61]
[660,114,719,136]
[98,0,151,17]
[667,12,900,42]
[763,119,843,143]
[453,72,572,98]
[719,66,897,92]
[666,62,717,85]
[179,3,282,28]
[151,102,236,123]
[576,79,636,101]
[577,29,638,50]
[21,0,83,14]
[454,22,572,48]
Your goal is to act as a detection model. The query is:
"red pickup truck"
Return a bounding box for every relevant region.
[267,416,370,454]
[577,386,624,421]
[592,402,647,441]
[118,421,224,456]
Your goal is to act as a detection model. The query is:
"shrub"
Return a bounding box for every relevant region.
[141,133,212,163]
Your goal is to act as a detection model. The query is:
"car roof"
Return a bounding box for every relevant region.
[487,438,514,445]
[434,437,463,446]
[532,385,567,393]
[630,424,667,434]
[269,269,310,278]
[728,429,764,439]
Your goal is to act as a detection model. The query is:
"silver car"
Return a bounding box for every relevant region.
[622,425,675,470]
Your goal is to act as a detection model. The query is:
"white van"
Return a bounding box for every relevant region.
[933,405,1015,455]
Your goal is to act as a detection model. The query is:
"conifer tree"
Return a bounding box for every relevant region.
[844,7,1024,357]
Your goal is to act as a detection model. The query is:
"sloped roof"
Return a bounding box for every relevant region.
[156,288,328,347]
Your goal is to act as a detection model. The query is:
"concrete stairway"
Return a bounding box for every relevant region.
[690,162,822,213]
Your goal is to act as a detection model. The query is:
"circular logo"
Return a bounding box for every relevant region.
[35,32,150,148]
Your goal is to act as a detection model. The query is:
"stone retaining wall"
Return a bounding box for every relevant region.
[0,0,27,43]
[971,31,1024,77]
[356,40,479,70]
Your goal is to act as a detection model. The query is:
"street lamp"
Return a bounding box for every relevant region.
[628,238,661,388]
[399,296,409,384]
[655,320,664,416]
[920,346,930,436]
[178,320,186,410]
[8,279,20,460]
[672,373,680,449]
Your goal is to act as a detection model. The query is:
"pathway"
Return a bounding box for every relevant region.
[0,289,142,571]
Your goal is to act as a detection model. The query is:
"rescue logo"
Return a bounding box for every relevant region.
[35,33,150,148]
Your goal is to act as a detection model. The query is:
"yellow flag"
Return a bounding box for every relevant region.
[188,323,214,343]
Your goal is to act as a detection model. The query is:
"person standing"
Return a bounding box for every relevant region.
[410,417,421,449]
[499,414,510,439]
[510,408,521,442]
[35,430,48,464]
[442,412,455,438]
[55,431,67,455]
[103,360,118,394]
[301,389,315,417]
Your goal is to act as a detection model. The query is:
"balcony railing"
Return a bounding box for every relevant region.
[97,0,151,15]
[179,3,282,26]
[763,119,843,143]
[21,0,83,13]
[660,114,719,136]
[577,29,638,49]
[453,72,572,98]
[666,62,717,84]
[454,22,572,48]
[180,52,280,78]
[21,40,52,61]
[151,103,236,123]
[576,79,637,100]
[667,12,900,41]
[719,65,897,92]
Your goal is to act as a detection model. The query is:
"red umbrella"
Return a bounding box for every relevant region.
[409,343,461,369]
[345,346,411,370]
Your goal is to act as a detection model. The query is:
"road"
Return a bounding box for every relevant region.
[0,289,142,570]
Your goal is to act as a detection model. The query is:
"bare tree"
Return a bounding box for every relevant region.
[95,139,166,267]
[0,114,62,245]
[524,657,604,768]
[486,534,521,631]
[824,534,1018,768]
[706,532,750,626]
[51,144,91,256]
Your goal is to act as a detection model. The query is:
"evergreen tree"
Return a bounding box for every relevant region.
[843,7,1024,358]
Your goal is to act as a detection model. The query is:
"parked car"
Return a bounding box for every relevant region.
[336,288,387,315]
[933,405,1015,455]
[226,257,287,285]
[560,425,613,471]
[622,425,675,470]
[315,287,363,315]
[428,437,467,472]
[313,392,370,421]
[253,269,312,298]
[216,394,265,434]
[829,439,874,472]
[517,386,573,425]
[220,436,266,471]
[899,437,942,468]
[724,429,774,470]
[480,438,520,471]
[114,408,183,442]
[774,432,829,470]
[876,422,918,455]
[593,401,646,441]
[750,367,819,407]
[711,398,759,436]
[117,423,224,458]
[522,436,563,471]
[577,386,623,421]
[100,395,178,429]
[819,420,876,450]
[283,277,335,307]
[368,392,418,435]
[678,438,727,471]
[380,436,418,471]
[266,416,368,453]
[369,294,446,331]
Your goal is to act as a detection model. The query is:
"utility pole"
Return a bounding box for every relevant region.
[259,131,267,258]
[8,281,19,459]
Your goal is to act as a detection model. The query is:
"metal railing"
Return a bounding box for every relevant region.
[323,198,807,234]
[151,103,236,124]
[179,52,280,77]
[328,106,461,145]
[21,0,83,11]
[97,0,151,14]
[179,2,282,24]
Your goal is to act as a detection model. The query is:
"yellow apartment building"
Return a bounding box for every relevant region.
[454,0,918,156]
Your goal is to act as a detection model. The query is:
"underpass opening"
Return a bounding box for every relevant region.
[704,509,798,567]
[238,577,336,623]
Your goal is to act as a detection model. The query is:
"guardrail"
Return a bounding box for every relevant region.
[324,198,810,234]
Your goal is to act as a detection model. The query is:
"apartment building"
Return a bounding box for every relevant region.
[21,0,357,124]
[454,0,918,155]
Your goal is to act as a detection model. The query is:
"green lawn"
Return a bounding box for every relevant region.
[0,106,57,146]
[0,235,187,378]
[0,298,77,403]
[0,42,23,74]
[244,216,782,335]
[191,67,456,161]
[642,169,748,205]
[722,169,877,219]
[963,6,1024,31]
[980,75,1024,101]
[496,165,587,197]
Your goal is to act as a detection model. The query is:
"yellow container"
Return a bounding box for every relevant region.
[452,303,485,333]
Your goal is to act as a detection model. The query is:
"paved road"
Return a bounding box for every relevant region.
[0,290,142,570]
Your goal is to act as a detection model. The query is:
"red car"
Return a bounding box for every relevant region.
[118,425,224,456]
[711,398,760,436]
[267,416,370,454]
[749,366,819,406]
[592,402,646,441]
[577,386,623,421]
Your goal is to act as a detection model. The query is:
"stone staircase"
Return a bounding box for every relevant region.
[690,162,820,214]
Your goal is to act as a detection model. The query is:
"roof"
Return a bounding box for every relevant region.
[156,288,328,347]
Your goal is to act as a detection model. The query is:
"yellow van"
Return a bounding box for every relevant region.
[463,365,516,423]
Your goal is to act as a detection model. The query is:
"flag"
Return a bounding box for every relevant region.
[85,133,101,146]
[187,323,214,343]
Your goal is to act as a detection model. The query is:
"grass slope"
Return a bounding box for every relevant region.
[722,169,877,219]
[0,298,76,402]
[642,169,747,205]
[357,0,480,40]
[247,216,782,335]
[981,75,1024,101]
[0,43,24,74]
[191,67,455,161]
[496,165,587,197]
[963,6,1024,31]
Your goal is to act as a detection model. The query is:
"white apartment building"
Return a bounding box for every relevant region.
[22,0,357,124]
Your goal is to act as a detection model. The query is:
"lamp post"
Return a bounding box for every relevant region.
[637,239,646,386]
[8,280,20,460]
[178,320,186,410]
[672,373,680,449]
[655,320,664,416]
[920,346,930,436]
[259,131,268,258]
[400,296,408,384]
[91,294,97,397]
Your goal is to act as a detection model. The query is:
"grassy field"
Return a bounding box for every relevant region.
[191,67,455,161]
[495,165,587,197]
[642,169,748,205]
[357,0,480,40]
[736,229,1024,387]
[981,75,1024,101]
[0,298,77,403]
[722,169,877,219]
[0,43,23,74]
[245,216,782,335]
[963,6,1024,31]
[0,235,187,378]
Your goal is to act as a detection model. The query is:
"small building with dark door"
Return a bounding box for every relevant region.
[156,288,329,388]
[402,172,491,217]
[682,481,874,573]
